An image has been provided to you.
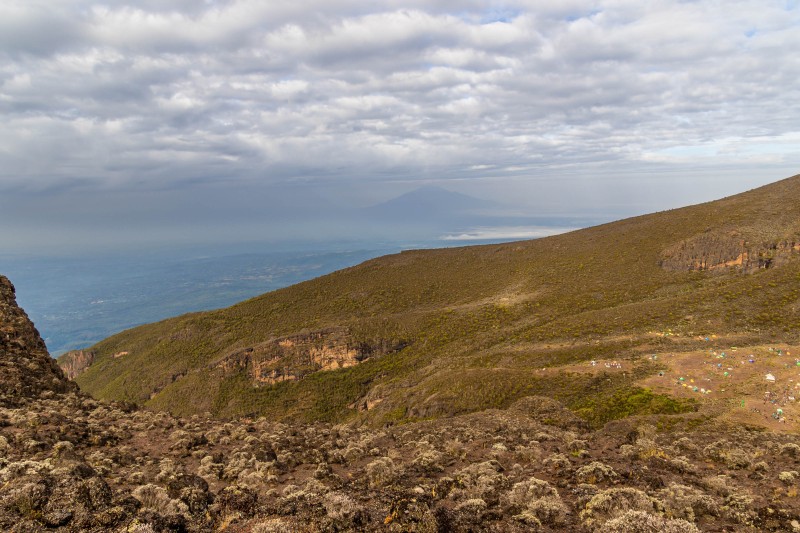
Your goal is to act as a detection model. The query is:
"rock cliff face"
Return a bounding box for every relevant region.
[660,231,800,273]
[0,275,77,405]
[214,328,407,386]
[56,350,96,380]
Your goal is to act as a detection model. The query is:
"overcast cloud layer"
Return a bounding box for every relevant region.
[1,0,799,252]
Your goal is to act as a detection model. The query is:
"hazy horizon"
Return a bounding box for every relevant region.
[1,1,799,255]
[1,174,794,256]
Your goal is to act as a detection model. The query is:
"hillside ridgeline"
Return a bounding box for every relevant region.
[73,175,800,428]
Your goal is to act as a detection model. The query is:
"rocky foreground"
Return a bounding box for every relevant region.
[3,275,800,532]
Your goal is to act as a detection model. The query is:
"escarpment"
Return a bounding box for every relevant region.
[660,230,800,273]
[57,349,96,380]
[0,275,77,405]
[213,328,408,386]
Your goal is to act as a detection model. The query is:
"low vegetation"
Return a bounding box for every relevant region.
[74,174,800,428]
[4,390,800,531]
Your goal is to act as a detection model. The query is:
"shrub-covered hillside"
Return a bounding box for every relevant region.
[72,174,800,427]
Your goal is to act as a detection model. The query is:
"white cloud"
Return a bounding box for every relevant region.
[0,0,798,199]
[441,226,576,240]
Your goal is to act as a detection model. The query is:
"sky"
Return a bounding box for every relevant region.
[1,0,799,254]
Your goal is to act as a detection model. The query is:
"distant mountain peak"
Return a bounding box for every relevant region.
[380,185,488,204]
[366,186,498,221]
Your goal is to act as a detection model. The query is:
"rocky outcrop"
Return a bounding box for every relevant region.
[214,328,407,386]
[56,350,96,380]
[0,275,77,406]
[660,231,800,273]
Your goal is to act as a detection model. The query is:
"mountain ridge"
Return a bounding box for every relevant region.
[358,186,509,231]
[367,185,499,213]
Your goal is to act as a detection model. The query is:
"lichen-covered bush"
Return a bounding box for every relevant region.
[0,435,10,456]
[323,491,366,529]
[580,487,656,529]
[568,439,588,452]
[132,484,188,516]
[720,491,757,526]
[674,437,699,454]
[451,460,509,503]
[215,485,258,518]
[197,454,224,480]
[657,483,719,522]
[703,439,751,470]
[780,443,800,459]
[603,510,700,532]
[506,477,568,527]
[722,449,750,470]
[575,461,619,484]
[251,518,297,532]
[365,457,397,487]
[411,446,445,473]
[668,456,698,475]
[543,453,571,472]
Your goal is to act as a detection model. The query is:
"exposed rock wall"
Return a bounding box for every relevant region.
[57,349,96,380]
[0,275,77,405]
[214,328,407,386]
[660,232,800,273]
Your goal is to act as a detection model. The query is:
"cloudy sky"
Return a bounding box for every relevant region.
[1,0,799,253]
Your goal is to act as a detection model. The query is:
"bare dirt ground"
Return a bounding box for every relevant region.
[640,338,800,433]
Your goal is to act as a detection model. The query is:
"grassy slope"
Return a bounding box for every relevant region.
[77,174,800,423]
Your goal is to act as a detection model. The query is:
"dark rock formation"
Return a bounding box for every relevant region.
[0,275,77,406]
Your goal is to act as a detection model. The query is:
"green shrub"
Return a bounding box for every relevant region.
[574,387,696,428]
